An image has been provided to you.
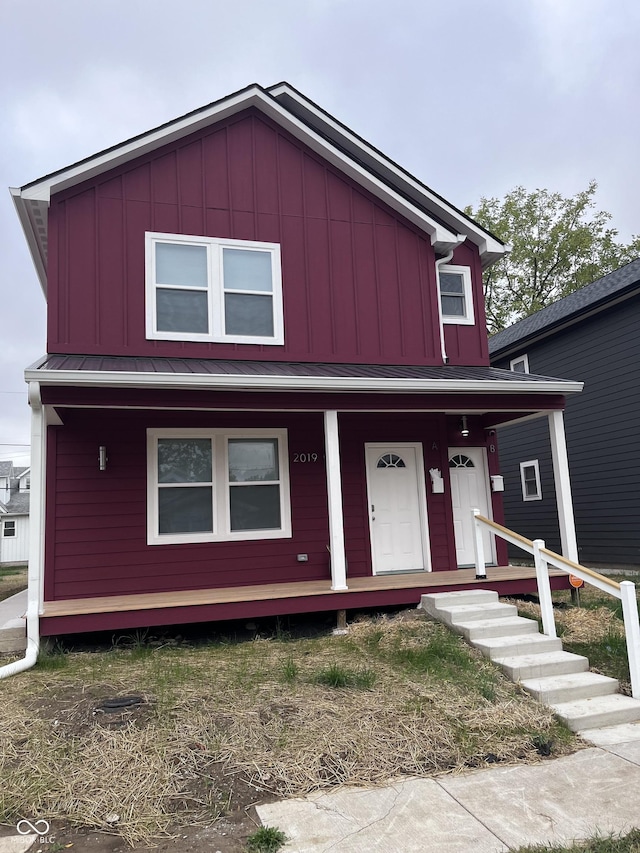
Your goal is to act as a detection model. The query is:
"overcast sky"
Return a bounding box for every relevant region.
[1,0,639,465]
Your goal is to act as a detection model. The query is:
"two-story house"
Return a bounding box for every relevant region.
[0,461,31,565]
[11,83,581,637]
[490,259,640,567]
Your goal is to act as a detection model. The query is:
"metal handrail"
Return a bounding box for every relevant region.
[471,509,640,700]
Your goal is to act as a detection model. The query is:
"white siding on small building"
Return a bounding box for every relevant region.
[0,515,29,564]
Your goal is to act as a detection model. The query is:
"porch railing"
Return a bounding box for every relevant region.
[471,509,640,701]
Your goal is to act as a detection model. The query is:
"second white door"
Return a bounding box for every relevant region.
[449,447,495,567]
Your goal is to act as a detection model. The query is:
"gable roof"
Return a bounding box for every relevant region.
[3,492,30,515]
[11,83,506,295]
[0,462,12,478]
[489,259,640,359]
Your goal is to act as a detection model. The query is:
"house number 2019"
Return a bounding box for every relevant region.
[293,453,319,462]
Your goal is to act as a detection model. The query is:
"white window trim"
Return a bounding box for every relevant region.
[510,354,530,373]
[145,232,284,345]
[3,520,16,537]
[520,459,542,502]
[146,428,292,545]
[438,264,475,326]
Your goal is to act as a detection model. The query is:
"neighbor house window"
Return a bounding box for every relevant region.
[510,354,530,374]
[145,233,284,345]
[2,520,16,537]
[438,264,475,325]
[147,429,291,545]
[520,460,542,501]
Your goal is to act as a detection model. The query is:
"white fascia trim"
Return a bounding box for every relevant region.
[16,89,459,251]
[10,189,48,295]
[25,366,584,396]
[268,84,506,262]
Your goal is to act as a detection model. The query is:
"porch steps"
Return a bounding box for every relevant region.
[420,589,640,737]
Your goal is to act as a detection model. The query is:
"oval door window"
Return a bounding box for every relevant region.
[449,454,474,468]
[377,453,406,469]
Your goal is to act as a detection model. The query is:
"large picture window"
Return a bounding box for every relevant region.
[145,233,284,345]
[438,264,475,325]
[147,429,291,545]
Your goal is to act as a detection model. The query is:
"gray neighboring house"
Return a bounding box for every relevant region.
[489,258,640,567]
[0,461,31,565]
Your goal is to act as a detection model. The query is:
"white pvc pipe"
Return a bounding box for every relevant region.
[0,382,43,679]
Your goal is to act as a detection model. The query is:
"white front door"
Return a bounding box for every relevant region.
[365,444,430,574]
[449,447,495,567]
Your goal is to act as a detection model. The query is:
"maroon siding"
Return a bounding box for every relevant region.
[44,405,496,602]
[47,109,487,366]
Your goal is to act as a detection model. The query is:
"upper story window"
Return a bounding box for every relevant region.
[438,264,475,326]
[2,520,16,537]
[510,354,530,374]
[145,233,284,345]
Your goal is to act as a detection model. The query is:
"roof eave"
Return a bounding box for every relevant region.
[25,366,583,396]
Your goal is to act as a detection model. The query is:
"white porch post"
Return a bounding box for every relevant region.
[548,410,579,563]
[324,410,348,591]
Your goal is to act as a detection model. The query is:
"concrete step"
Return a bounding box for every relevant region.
[433,601,518,627]
[453,616,539,641]
[494,650,590,681]
[420,589,498,618]
[0,622,27,653]
[550,694,640,732]
[578,722,640,746]
[520,671,619,704]
[474,632,563,661]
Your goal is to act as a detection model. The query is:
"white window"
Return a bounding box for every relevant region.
[438,264,475,325]
[3,520,16,537]
[510,354,530,374]
[146,428,292,545]
[520,460,542,501]
[145,232,284,345]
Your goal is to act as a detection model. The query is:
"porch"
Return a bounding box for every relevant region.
[39,564,569,636]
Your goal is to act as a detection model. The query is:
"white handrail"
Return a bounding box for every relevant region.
[471,509,640,700]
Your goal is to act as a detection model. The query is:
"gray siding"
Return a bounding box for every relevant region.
[494,297,640,565]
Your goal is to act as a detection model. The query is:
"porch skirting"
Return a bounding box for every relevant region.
[40,566,568,636]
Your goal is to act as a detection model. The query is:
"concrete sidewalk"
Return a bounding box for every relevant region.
[256,740,640,852]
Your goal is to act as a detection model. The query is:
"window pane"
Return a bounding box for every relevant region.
[228,439,278,482]
[229,484,281,531]
[512,360,526,373]
[439,272,464,294]
[223,248,273,292]
[225,293,274,336]
[158,439,212,483]
[157,289,209,333]
[159,486,213,533]
[156,243,208,288]
[441,295,465,316]
[3,522,15,537]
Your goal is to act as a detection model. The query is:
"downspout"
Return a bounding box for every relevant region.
[435,237,467,364]
[0,382,43,679]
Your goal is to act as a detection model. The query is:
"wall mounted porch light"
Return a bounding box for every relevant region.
[460,416,470,438]
[99,446,108,471]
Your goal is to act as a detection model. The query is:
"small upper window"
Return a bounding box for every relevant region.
[520,460,542,501]
[3,520,16,537]
[146,233,284,345]
[438,264,475,326]
[510,355,530,374]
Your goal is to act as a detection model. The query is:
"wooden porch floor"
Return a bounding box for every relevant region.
[42,565,565,618]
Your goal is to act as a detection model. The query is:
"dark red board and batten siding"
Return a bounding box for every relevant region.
[47,109,488,366]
